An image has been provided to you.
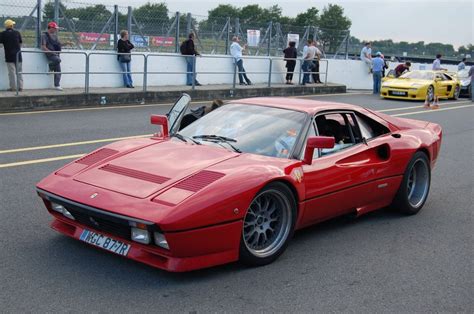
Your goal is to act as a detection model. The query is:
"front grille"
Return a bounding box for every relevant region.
[66,206,131,240]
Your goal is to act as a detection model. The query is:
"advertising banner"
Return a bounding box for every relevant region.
[150,36,175,47]
[287,34,300,48]
[79,32,110,44]
[247,30,260,47]
[131,35,149,48]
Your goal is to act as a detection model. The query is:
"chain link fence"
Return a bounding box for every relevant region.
[1,0,352,57]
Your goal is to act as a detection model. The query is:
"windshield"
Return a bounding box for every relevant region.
[179,104,307,158]
[400,71,434,80]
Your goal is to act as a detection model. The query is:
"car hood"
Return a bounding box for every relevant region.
[384,78,430,87]
[73,140,239,198]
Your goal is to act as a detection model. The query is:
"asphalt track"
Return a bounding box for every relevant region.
[1,92,473,312]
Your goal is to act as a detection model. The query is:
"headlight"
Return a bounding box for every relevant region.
[51,202,75,220]
[409,88,418,92]
[131,227,150,244]
[154,232,169,249]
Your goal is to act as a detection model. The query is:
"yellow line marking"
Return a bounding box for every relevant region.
[0,134,152,154]
[0,154,85,168]
[392,104,474,117]
[379,100,471,112]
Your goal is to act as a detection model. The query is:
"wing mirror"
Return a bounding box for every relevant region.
[303,136,335,165]
[150,115,169,138]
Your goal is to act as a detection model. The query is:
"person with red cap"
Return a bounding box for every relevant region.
[41,21,65,90]
[0,19,23,91]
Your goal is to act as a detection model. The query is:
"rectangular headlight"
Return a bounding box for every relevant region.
[131,227,150,244]
[154,232,169,250]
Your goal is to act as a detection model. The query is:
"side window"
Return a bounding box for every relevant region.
[315,113,357,156]
[355,113,390,140]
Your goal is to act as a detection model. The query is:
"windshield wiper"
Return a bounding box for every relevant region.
[193,134,241,153]
[173,133,201,145]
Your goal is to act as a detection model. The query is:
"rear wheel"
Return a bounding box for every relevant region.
[240,182,296,266]
[427,85,435,102]
[392,151,431,215]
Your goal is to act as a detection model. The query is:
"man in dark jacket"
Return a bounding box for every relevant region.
[41,21,67,90]
[0,19,23,91]
[180,33,201,86]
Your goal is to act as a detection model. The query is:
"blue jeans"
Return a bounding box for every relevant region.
[119,62,132,87]
[235,59,251,84]
[186,56,196,85]
[302,60,312,84]
[373,71,382,94]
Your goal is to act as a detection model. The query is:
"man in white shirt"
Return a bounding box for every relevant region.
[360,42,372,74]
[312,41,323,84]
[432,54,446,71]
[301,39,316,85]
[230,36,252,85]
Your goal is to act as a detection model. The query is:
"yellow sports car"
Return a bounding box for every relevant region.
[381,70,461,101]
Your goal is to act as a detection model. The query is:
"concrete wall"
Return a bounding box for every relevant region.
[0,48,462,91]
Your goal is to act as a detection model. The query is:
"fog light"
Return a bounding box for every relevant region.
[154,232,169,250]
[131,227,150,244]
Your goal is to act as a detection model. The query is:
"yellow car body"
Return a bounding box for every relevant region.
[381,70,461,101]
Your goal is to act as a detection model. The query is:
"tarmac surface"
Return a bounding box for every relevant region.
[1,92,473,312]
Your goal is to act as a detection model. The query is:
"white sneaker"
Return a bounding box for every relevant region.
[55,86,63,91]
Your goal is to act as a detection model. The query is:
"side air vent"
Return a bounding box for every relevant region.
[100,164,170,184]
[76,148,118,166]
[174,170,225,192]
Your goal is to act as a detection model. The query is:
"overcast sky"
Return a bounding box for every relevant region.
[3,0,473,48]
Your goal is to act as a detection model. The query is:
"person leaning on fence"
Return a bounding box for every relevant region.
[360,42,372,74]
[117,30,135,88]
[0,19,23,91]
[301,39,316,86]
[283,41,297,84]
[311,41,323,84]
[41,22,66,91]
[230,36,252,86]
[180,33,201,86]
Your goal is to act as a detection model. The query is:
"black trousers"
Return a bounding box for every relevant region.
[285,61,296,81]
[312,60,321,83]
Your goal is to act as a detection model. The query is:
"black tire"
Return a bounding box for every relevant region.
[427,85,435,102]
[392,151,431,215]
[239,182,297,266]
[451,85,460,100]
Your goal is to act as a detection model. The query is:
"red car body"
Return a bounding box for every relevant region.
[37,97,442,272]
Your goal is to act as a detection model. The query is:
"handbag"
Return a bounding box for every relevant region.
[119,54,131,63]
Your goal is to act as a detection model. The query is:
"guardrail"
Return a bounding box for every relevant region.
[14,50,329,95]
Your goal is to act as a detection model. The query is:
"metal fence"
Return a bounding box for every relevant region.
[14,50,329,95]
[1,0,352,57]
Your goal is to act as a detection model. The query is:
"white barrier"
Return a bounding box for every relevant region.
[0,48,462,91]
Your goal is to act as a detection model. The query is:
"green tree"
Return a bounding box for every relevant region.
[318,4,351,53]
[132,3,169,34]
[262,5,283,22]
[239,5,264,25]
[294,7,319,27]
[66,5,112,22]
[43,1,67,21]
[207,4,240,19]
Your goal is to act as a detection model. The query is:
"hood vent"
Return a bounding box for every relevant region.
[174,170,225,192]
[76,148,118,166]
[100,164,170,185]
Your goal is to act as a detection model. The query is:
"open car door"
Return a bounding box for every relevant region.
[167,93,192,136]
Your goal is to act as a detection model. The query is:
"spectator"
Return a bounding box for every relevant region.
[372,52,384,94]
[179,99,224,130]
[41,22,67,91]
[458,58,466,71]
[469,66,474,102]
[395,61,411,77]
[360,42,372,74]
[311,41,323,84]
[117,30,134,88]
[432,54,447,71]
[180,33,201,86]
[380,54,389,77]
[230,36,252,86]
[283,41,297,84]
[0,19,23,91]
[301,39,316,85]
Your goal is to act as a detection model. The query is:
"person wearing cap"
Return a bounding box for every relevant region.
[0,19,23,91]
[371,51,385,94]
[41,21,64,91]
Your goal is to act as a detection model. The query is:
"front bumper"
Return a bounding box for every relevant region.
[40,190,242,272]
[380,87,425,100]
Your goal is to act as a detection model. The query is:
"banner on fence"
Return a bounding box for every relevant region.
[287,34,300,48]
[131,35,149,47]
[79,32,110,44]
[150,36,174,47]
[247,30,260,47]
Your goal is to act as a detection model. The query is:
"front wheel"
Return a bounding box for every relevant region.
[240,182,296,266]
[392,151,431,215]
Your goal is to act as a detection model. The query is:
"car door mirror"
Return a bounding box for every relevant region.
[303,136,335,165]
[151,115,169,138]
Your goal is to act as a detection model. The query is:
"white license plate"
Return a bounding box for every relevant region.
[79,229,131,256]
[392,91,406,95]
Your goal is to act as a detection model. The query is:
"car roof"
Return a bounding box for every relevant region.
[228,97,361,115]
